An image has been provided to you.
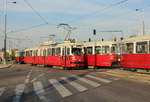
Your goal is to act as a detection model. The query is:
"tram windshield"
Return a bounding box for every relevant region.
[136,41,148,54]
[72,48,83,56]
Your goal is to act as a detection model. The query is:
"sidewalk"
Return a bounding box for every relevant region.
[0,64,12,69]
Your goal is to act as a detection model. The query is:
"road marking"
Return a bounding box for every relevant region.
[0,87,5,96]
[86,75,112,83]
[24,69,33,84]
[26,75,30,79]
[109,77,120,80]
[33,81,50,102]
[12,84,25,102]
[25,79,29,84]
[49,79,72,98]
[72,75,100,87]
[61,77,87,92]
[31,73,45,82]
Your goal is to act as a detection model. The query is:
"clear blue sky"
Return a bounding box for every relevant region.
[0,0,150,49]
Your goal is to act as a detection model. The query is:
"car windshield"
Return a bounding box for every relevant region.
[72,48,83,56]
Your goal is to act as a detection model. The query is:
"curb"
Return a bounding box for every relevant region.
[0,64,13,69]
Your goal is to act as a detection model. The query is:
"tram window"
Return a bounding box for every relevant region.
[56,48,61,56]
[95,46,101,55]
[28,51,30,56]
[149,41,150,53]
[102,46,110,55]
[40,49,42,56]
[120,44,126,54]
[126,43,134,54]
[48,49,50,56]
[52,48,55,56]
[19,52,24,56]
[136,42,148,54]
[67,48,70,55]
[72,48,83,56]
[46,49,48,56]
[48,48,51,56]
[35,50,38,56]
[62,48,65,55]
[26,51,29,56]
[111,45,117,54]
[29,51,32,56]
[86,47,93,55]
[43,49,46,56]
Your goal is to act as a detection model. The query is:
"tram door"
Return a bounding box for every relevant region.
[62,47,70,67]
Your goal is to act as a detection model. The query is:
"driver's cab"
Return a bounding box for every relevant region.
[58,40,84,68]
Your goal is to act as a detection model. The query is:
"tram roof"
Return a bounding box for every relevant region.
[83,41,117,46]
[123,35,150,43]
[56,40,83,47]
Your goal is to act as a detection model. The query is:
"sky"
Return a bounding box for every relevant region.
[0,0,150,49]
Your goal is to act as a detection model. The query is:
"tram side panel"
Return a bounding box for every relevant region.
[121,54,150,69]
[24,56,34,64]
[96,55,118,67]
[45,56,62,66]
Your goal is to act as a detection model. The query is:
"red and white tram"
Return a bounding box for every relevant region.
[24,48,35,64]
[84,41,118,67]
[120,35,150,71]
[24,40,84,69]
[15,51,24,64]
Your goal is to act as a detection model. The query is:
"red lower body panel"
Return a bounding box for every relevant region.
[24,56,34,64]
[24,55,84,68]
[121,54,150,69]
[85,55,117,67]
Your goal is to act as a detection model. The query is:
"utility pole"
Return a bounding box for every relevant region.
[3,0,8,64]
[3,0,16,64]
[136,9,145,35]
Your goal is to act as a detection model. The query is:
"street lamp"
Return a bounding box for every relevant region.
[3,0,16,64]
[136,9,145,35]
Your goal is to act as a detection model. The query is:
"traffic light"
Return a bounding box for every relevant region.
[120,37,124,41]
[93,29,96,35]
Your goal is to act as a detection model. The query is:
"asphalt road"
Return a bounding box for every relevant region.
[0,64,150,102]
